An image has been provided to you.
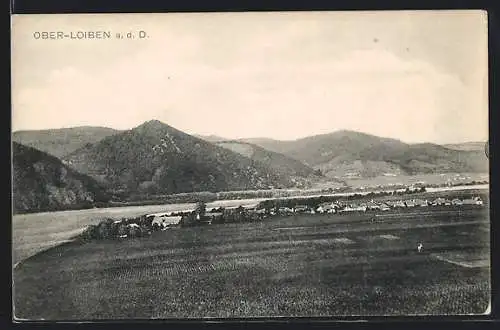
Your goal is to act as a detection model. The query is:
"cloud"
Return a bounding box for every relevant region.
[12,21,487,144]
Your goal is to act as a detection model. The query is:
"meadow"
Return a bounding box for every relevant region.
[13,205,490,319]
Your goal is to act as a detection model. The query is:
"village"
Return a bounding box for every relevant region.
[80,192,485,240]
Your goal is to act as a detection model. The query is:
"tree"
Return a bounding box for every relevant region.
[128,225,142,238]
[97,218,115,239]
[81,224,98,240]
[194,201,206,217]
[117,223,129,236]
[180,213,197,227]
[139,215,153,230]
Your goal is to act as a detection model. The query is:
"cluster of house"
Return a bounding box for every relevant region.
[147,213,183,231]
[307,196,484,215]
[143,196,484,230]
[147,206,269,229]
[81,216,151,240]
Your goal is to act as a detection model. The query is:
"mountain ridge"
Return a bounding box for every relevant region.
[214,139,320,181]
[62,120,295,198]
[12,126,120,158]
[13,123,488,186]
[444,141,487,152]
[195,134,228,143]
[240,131,488,178]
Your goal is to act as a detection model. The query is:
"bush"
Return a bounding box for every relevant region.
[96,218,116,239]
[80,224,98,240]
[138,215,152,230]
[128,225,142,238]
[117,223,129,236]
[195,201,207,216]
[179,213,197,227]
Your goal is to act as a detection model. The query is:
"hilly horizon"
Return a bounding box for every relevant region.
[12,142,110,214]
[14,125,485,150]
[12,126,120,158]
[240,133,487,154]
[62,120,295,198]
[240,131,488,178]
[195,134,228,143]
[444,141,487,152]
[12,122,488,189]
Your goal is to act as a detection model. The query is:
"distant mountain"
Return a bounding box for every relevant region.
[242,131,488,178]
[12,142,109,214]
[63,120,295,197]
[444,141,486,152]
[195,135,228,143]
[215,140,319,179]
[12,127,120,158]
[239,137,288,155]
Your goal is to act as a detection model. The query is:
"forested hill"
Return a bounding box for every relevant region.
[62,120,295,197]
[12,142,110,214]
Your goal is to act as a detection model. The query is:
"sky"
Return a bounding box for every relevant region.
[11,11,488,144]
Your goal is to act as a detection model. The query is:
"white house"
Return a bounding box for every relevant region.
[278,207,294,215]
[379,203,391,211]
[316,203,337,214]
[294,205,309,213]
[431,198,446,206]
[366,201,380,211]
[389,200,406,208]
[342,204,367,212]
[151,215,183,229]
[413,199,429,207]
[405,200,417,207]
[463,197,483,206]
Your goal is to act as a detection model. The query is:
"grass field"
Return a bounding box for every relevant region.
[13,205,490,319]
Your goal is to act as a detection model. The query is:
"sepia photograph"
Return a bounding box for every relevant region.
[11,10,490,319]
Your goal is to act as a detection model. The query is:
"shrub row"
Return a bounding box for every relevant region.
[80,215,152,240]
